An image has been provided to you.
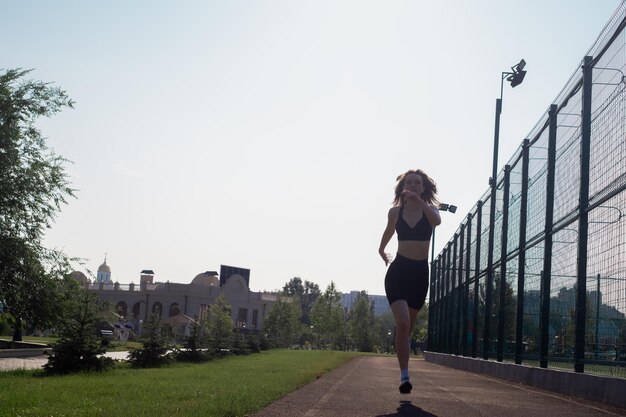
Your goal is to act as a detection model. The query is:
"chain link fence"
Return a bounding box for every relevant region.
[428,3,626,378]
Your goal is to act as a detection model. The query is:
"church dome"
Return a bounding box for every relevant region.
[191,271,219,287]
[98,258,111,273]
[69,271,90,285]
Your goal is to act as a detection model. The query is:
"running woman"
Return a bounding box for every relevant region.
[378,169,441,394]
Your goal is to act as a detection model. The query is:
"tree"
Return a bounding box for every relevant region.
[282,277,320,325]
[617,320,626,360]
[476,273,516,353]
[0,69,76,341]
[348,291,376,352]
[283,277,305,298]
[1,240,78,341]
[412,303,429,350]
[494,273,516,344]
[206,294,234,354]
[175,316,211,363]
[263,299,301,348]
[311,281,344,348]
[44,290,114,374]
[128,314,172,368]
[379,312,396,353]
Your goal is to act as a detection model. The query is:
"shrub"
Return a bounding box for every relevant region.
[247,334,262,353]
[44,291,114,374]
[231,331,250,356]
[206,295,234,355]
[0,313,12,336]
[174,317,212,363]
[128,314,172,368]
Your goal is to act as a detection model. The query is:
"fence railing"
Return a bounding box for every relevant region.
[428,2,626,379]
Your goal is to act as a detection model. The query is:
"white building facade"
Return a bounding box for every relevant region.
[73,263,280,335]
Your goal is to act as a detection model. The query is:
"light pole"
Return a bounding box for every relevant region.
[428,203,457,352]
[430,203,458,265]
[485,59,527,359]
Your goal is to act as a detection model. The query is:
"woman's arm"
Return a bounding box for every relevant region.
[378,207,397,265]
[401,191,441,226]
[421,203,441,226]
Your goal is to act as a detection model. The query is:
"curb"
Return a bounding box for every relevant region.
[0,347,52,358]
[425,351,626,409]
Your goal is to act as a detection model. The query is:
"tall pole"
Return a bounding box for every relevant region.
[428,228,436,351]
[575,56,593,373]
[484,94,502,359]
[515,139,530,364]
[539,104,558,368]
[496,165,511,362]
[596,274,600,359]
[484,61,525,359]
[472,201,482,358]
[428,206,456,352]
[463,213,472,357]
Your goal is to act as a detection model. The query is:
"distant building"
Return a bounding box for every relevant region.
[71,261,281,338]
[341,291,391,316]
[220,265,250,287]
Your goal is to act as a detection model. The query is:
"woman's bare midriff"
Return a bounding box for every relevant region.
[397,240,431,261]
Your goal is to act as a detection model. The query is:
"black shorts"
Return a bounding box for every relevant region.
[384,254,429,310]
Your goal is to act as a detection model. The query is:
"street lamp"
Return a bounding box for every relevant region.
[430,203,458,264]
[485,59,527,359]
[439,203,458,213]
[427,203,457,353]
[491,59,527,195]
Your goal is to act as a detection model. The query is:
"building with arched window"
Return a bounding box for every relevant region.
[71,262,280,338]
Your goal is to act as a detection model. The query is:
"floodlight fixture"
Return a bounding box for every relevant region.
[507,70,526,87]
[439,203,458,213]
[505,59,527,88]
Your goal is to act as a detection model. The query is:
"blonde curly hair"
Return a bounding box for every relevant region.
[393,169,439,206]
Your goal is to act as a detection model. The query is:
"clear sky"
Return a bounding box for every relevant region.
[3,0,622,295]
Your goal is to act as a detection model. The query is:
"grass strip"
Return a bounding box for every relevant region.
[0,349,361,417]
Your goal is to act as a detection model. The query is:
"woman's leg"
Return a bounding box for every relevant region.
[390,304,421,365]
[409,307,420,339]
[390,300,411,370]
[408,306,420,350]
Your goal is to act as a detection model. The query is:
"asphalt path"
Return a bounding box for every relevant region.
[250,356,626,417]
[2,353,625,416]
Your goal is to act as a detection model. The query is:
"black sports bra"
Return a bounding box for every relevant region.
[395,206,433,241]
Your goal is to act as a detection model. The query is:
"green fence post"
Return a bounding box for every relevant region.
[539,104,558,368]
[473,200,483,358]
[575,56,593,373]
[463,214,473,356]
[497,165,511,361]
[515,139,530,364]
[457,225,465,355]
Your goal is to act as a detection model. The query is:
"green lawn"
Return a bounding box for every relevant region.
[0,349,362,417]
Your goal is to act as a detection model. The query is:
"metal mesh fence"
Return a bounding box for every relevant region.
[428,3,626,378]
